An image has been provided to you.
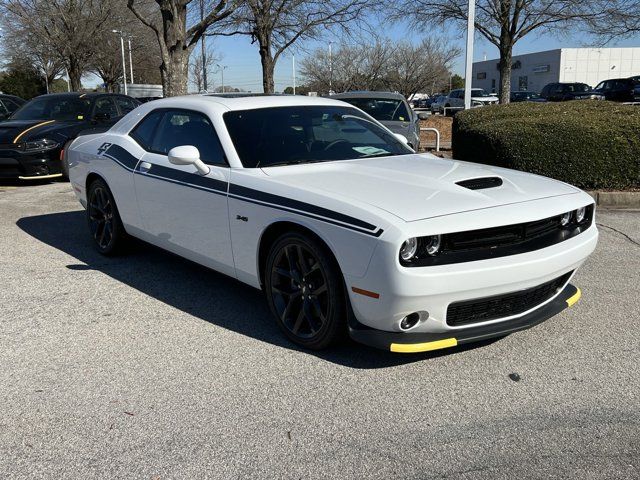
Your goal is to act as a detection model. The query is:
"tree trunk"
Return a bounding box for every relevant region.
[258,36,275,94]
[160,50,190,96]
[68,56,83,91]
[498,46,513,104]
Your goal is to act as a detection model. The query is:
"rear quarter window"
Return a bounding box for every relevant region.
[129,110,164,149]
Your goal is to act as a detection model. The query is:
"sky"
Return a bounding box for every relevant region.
[8,9,639,94]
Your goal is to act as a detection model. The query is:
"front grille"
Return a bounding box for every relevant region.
[446,271,572,327]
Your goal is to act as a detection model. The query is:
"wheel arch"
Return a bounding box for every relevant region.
[257,221,342,288]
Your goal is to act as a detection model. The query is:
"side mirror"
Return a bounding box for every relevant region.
[168,145,210,175]
[393,133,409,144]
[417,112,429,120]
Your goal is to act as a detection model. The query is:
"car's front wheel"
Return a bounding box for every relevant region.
[264,232,347,350]
[86,178,127,255]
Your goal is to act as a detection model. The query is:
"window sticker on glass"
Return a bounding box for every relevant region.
[352,146,389,156]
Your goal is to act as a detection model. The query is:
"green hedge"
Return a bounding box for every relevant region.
[452,101,640,190]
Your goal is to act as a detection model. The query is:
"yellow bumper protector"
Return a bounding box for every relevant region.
[566,288,582,307]
[13,120,56,144]
[390,337,458,353]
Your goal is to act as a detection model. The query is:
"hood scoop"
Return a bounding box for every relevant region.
[456,177,503,190]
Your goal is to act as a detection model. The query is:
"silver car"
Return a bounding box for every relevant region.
[331,91,420,150]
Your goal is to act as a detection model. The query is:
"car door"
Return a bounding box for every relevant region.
[132,108,235,276]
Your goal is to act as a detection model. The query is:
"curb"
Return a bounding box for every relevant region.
[587,191,640,209]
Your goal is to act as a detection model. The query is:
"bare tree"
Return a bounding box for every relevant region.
[1,0,115,91]
[91,1,162,92]
[586,1,640,40]
[189,43,219,91]
[395,1,594,103]
[216,0,369,93]
[127,0,236,96]
[301,37,459,98]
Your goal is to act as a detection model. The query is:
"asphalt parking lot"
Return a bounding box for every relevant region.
[1,182,639,479]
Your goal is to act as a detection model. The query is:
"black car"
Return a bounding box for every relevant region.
[510,91,547,103]
[540,82,604,102]
[0,94,26,120]
[593,77,640,102]
[0,92,140,180]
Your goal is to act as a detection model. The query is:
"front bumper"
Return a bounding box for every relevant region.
[0,149,63,180]
[349,283,581,352]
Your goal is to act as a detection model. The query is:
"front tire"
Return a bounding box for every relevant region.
[264,232,347,350]
[86,179,127,255]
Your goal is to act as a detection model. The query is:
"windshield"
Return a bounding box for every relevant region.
[338,97,410,122]
[472,89,491,97]
[223,106,413,168]
[11,96,90,121]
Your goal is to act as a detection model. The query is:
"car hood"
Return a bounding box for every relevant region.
[261,154,579,222]
[472,96,499,102]
[0,119,71,143]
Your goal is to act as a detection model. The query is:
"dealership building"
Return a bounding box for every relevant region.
[472,47,640,93]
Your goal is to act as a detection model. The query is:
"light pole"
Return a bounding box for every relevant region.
[292,54,296,95]
[216,64,227,92]
[328,41,333,94]
[199,0,208,91]
[127,37,134,84]
[112,29,127,95]
[463,0,476,110]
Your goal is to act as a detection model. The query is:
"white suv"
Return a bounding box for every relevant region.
[444,88,499,112]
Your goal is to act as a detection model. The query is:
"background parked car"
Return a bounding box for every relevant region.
[444,88,498,113]
[0,94,26,120]
[414,97,433,109]
[540,83,604,101]
[331,91,420,150]
[430,95,447,114]
[593,78,640,103]
[0,92,140,180]
[510,91,547,103]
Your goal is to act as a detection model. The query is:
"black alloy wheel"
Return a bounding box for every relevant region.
[87,179,127,255]
[265,232,347,350]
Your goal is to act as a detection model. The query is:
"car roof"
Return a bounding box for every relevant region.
[138,94,352,112]
[331,91,406,101]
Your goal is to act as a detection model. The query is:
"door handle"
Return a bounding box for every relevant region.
[138,161,152,173]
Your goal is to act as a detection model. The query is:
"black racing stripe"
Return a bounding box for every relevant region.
[100,148,381,236]
[105,144,139,170]
[137,162,227,193]
[229,184,378,232]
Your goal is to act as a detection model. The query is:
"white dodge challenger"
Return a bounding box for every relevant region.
[67,95,598,353]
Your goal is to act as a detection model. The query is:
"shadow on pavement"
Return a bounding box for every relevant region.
[17,210,500,369]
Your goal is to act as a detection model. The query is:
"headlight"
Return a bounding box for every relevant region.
[400,238,418,262]
[22,138,59,153]
[423,235,442,255]
[560,212,571,226]
[575,207,586,223]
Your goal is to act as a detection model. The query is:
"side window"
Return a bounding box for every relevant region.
[0,100,8,116]
[93,97,119,120]
[116,96,138,114]
[151,110,226,166]
[3,98,20,113]
[129,110,164,149]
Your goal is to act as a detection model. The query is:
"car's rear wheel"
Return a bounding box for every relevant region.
[87,179,127,255]
[265,232,347,350]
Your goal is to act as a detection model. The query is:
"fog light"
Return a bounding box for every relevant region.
[399,312,421,331]
[575,207,586,223]
[400,237,418,261]
[560,212,571,226]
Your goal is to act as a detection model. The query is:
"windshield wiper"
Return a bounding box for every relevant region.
[262,159,329,168]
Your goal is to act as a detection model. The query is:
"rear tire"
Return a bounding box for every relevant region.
[86,178,127,255]
[264,232,347,350]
